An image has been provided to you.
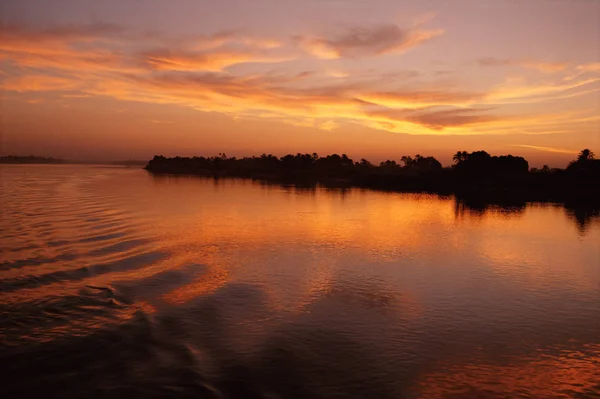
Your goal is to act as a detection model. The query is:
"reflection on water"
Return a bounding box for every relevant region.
[1,165,599,398]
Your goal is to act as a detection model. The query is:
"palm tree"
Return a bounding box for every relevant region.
[577,149,595,162]
[452,151,469,164]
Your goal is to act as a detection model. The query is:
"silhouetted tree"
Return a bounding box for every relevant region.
[452,151,469,164]
[400,156,414,168]
[567,148,600,175]
[577,149,595,162]
[144,149,598,207]
[379,160,399,168]
[356,159,373,168]
[401,154,442,170]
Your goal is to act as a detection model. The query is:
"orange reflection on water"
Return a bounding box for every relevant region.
[416,344,600,399]
[452,204,600,292]
[161,264,231,305]
[3,167,600,398]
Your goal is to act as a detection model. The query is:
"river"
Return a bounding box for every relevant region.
[1,164,599,398]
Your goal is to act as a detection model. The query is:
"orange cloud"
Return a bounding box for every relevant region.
[2,74,77,92]
[326,70,350,79]
[1,23,597,137]
[577,62,600,72]
[0,23,126,45]
[520,61,568,73]
[296,23,443,59]
[357,90,481,109]
[401,107,498,130]
[478,58,568,73]
[512,145,578,154]
[357,106,499,135]
[142,48,293,72]
[486,77,600,103]
[0,24,290,74]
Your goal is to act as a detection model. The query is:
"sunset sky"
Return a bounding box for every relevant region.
[1,0,599,166]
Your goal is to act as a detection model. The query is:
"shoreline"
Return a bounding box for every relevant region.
[144,168,600,209]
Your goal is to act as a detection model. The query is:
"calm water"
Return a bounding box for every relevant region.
[1,164,600,399]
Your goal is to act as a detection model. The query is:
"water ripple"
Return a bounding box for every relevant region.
[1,164,599,399]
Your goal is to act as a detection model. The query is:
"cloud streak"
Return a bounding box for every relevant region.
[477,58,568,73]
[512,145,578,154]
[142,48,293,72]
[1,22,598,137]
[296,23,443,59]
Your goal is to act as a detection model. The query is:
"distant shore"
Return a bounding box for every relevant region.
[0,156,65,164]
[0,156,147,166]
[144,150,600,207]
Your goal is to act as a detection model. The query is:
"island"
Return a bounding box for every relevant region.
[144,149,600,207]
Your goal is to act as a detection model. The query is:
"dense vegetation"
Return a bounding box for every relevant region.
[145,149,600,206]
[0,155,65,164]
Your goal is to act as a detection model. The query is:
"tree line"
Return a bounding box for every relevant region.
[145,149,599,206]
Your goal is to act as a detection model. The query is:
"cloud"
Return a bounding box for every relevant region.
[477,58,568,73]
[0,24,291,74]
[520,61,568,73]
[2,74,76,92]
[577,62,600,72]
[61,93,92,98]
[189,31,283,51]
[326,70,350,78]
[142,48,293,72]
[406,107,498,130]
[0,25,144,74]
[478,57,512,67]
[296,23,443,59]
[356,90,481,109]
[364,106,498,131]
[486,77,600,103]
[0,23,126,44]
[511,145,578,154]
[1,22,597,138]
[296,38,339,59]
[318,120,339,131]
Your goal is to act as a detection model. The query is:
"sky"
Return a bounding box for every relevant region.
[1,0,598,166]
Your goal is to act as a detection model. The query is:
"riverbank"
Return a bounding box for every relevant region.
[144,152,600,207]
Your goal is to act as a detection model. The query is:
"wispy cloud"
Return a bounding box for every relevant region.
[404,107,498,130]
[296,23,443,59]
[512,145,578,154]
[0,24,292,74]
[577,62,600,72]
[364,106,498,131]
[520,61,569,73]
[477,57,568,73]
[1,22,598,137]
[356,90,482,109]
[326,70,350,78]
[142,48,293,72]
[486,77,600,103]
[2,75,77,92]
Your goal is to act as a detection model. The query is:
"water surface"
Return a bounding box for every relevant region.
[1,164,599,398]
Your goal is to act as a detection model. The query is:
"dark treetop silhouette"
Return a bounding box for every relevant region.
[145,149,600,206]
